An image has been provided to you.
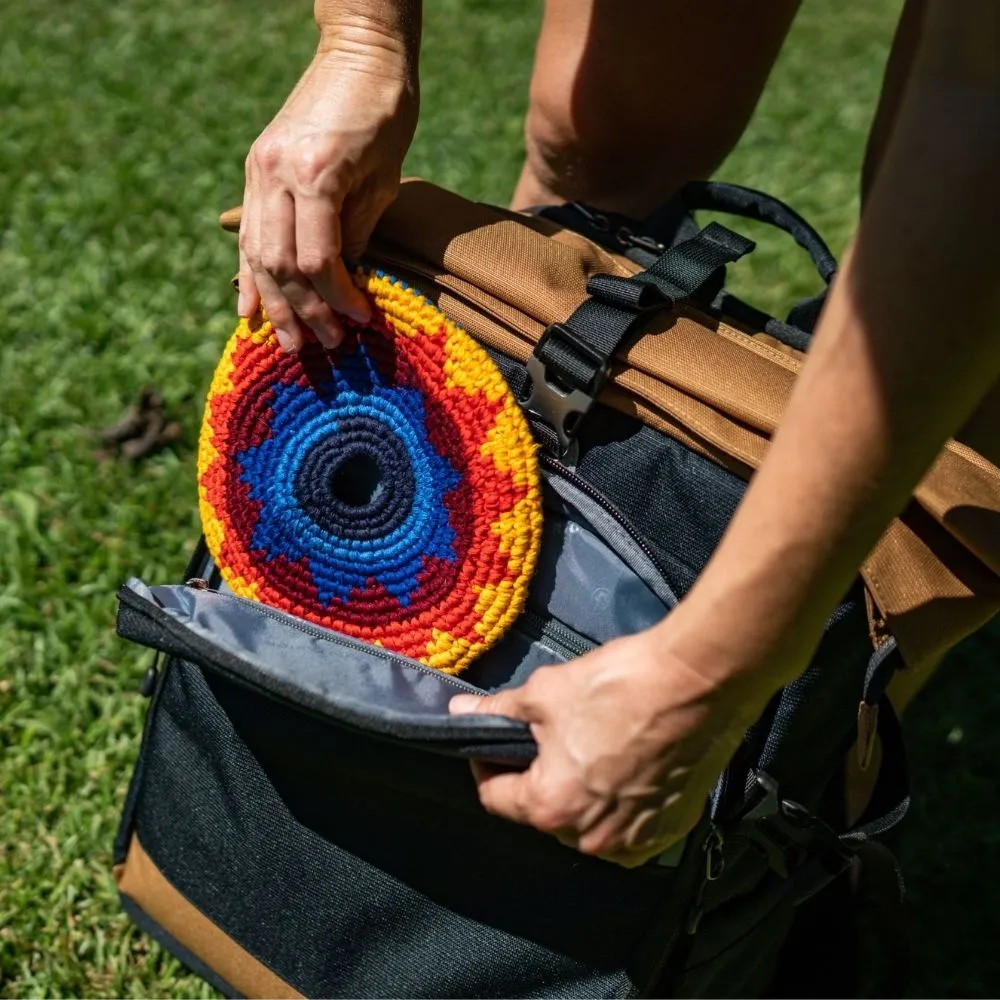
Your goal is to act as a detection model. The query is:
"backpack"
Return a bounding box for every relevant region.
[113,179,1000,998]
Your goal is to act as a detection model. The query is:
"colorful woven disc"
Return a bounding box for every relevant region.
[198,269,542,674]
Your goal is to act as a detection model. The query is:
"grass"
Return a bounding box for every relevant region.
[1,0,997,995]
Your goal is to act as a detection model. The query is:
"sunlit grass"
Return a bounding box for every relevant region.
[1,0,996,994]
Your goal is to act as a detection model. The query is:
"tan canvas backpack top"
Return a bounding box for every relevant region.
[225,178,1000,697]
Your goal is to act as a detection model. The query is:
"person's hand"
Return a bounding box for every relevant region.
[239,37,419,352]
[449,623,772,867]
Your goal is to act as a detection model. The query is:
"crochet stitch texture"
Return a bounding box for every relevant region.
[198,270,542,674]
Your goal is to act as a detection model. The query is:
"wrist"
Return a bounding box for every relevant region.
[315,2,421,79]
[618,623,770,738]
[644,591,800,724]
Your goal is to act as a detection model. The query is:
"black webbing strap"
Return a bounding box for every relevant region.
[525,222,754,455]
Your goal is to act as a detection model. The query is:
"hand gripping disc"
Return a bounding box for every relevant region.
[198,270,542,674]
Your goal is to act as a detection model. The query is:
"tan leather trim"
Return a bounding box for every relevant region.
[915,445,1000,576]
[861,511,1000,674]
[115,835,303,999]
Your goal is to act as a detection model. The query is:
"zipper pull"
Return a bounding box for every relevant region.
[684,826,725,935]
[705,826,725,881]
[185,577,210,590]
[139,653,161,698]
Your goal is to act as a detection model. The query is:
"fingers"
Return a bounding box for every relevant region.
[241,140,371,353]
[448,683,541,724]
[296,194,372,325]
[237,180,261,320]
[260,187,344,351]
[451,682,594,839]
[241,162,308,352]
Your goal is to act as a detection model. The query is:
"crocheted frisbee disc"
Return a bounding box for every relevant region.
[198,270,542,674]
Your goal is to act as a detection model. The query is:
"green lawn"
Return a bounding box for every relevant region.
[1,0,997,995]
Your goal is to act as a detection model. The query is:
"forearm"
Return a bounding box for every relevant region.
[662,2,1000,703]
[314,0,422,76]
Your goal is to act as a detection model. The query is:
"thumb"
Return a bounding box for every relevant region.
[449,686,534,722]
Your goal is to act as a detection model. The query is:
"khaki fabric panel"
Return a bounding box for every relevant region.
[619,312,796,434]
[611,367,771,469]
[115,835,303,1000]
[914,444,1000,576]
[376,180,633,328]
[862,511,1000,675]
[439,291,756,474]
[437,286,775,469]
[749,333,808,362]
[436,292,534,363]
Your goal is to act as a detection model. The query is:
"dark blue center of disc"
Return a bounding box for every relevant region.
[294,415,415,541]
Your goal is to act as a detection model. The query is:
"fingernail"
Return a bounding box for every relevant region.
[274,329,296,353]
[348,292,372,325]
[237,289,250,317]
[449,694,482,715]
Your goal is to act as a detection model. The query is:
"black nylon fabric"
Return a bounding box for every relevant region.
[114,187,913,999]
[574,409,747,597]
[131,659,679,998]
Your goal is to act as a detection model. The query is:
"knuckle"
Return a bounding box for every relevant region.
[252,133,285,172]
[296,250,329,278]
[239,231,257,260]
[259,246,296,282]
[297,297,332,326]
[527,795,573,835]
[293,144,327,185]
[261,297,292,329]
[530,806,570,836]
[521,666,558,706]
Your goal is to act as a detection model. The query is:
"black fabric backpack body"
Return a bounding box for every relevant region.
[113,182,915,998]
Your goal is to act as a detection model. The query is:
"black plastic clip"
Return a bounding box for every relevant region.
[740,772,854,880]
[522,323,607,458]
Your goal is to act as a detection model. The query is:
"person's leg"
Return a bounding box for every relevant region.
[862,0,926,205]
[511,0,801,216]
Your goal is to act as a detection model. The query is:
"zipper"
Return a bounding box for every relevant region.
[119,583,537,756]
[180,580,484,696]
[683,826,725,935]
[517,608,596,659]
[539,452,675,591]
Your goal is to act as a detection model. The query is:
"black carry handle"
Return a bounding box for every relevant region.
[680,181,838,284]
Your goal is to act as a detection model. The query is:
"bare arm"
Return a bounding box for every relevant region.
[238,0,422,352]
[666,0,1000,703]
[452,0,1000,863]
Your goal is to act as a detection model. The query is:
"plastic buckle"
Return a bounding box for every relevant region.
[740,772,853,880]
[522,323,606,458]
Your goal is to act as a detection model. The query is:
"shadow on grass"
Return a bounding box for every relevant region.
[901,615,1000,997]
